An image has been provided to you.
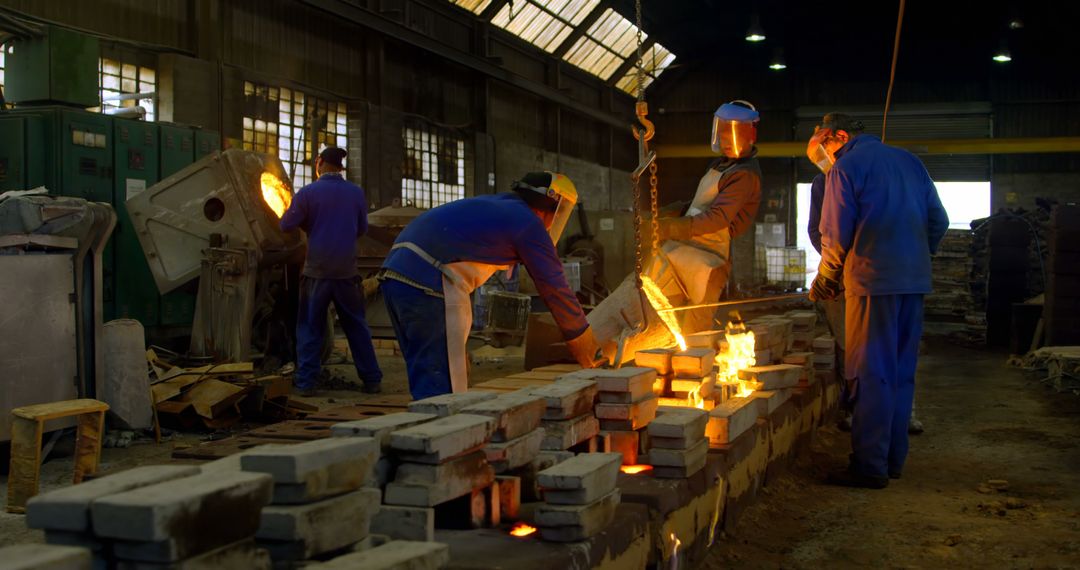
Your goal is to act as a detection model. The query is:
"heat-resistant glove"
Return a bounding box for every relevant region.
[809,273,842,302]
[657,217,693,242]
[565,326,606,369]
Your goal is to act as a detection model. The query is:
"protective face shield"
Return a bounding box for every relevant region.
[806,126,838,174]
[711,100,760,158]
[512,172,578,245]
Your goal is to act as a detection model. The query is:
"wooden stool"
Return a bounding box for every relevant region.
[6,399,109,513]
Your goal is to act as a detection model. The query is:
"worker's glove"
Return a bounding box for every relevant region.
[657,217,693,242]
[657,200,689,219]
[565,326,607,369]
[808,273,842,302]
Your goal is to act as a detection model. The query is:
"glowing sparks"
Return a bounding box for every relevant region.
[260,172,292,218]
[640,275,688,351]
[621,464,653,475]
[509,522,537,537]
[669,533,682,569]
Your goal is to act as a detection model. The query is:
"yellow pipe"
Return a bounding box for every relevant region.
[656,137,1080,158]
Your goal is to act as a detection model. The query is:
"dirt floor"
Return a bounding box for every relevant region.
[704,340,1080,569]
[3,338,1079,569]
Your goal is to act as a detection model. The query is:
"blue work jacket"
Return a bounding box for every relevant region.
[819,135,950,297]
[383,193,589,340]
[808,173,826,254]
[280,173,369,279]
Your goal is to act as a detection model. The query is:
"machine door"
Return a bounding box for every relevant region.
[0,255,79,442]
[113,119,162,326]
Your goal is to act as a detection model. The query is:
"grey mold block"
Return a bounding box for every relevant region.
[645,438,708,468]
[330,412,437,450]
[389,414,494,462]
[536,488,620,527]
[484,428,544,473]
[384,452,495,508]
[256,489,381,558]
[90,471,272,561]
[648,407,708,440]
[528,379,598,420]
[313,540,449,570]
[27,465,201,532]
[537,452,621,492]
[592,367,656,393]
[112,539,270,570]
[461,391,546,442]
[407,392,497,417]
[539,414,599,451]
[241,438,378,504]
[0,544,92,570]
[370,506,435,542]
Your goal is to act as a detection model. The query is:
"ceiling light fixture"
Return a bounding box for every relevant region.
[993,43,1012,63]
[745,14,766,42]
[769,48,786,70]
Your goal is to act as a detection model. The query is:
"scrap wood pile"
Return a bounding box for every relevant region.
[1010,346,1080,392]
[147,349,312,430]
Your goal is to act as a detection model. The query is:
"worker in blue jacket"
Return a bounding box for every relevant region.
[279,147,383,397]
[808,169,926,435]
[379,172,606,400]
[808,113,949,488]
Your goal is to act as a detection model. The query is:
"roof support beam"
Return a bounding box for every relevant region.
[550,1,608,59]
[299,0,627,130]
[480,0,509,20]
[606,37,655,88]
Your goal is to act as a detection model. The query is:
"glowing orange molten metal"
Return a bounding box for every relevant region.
[621,464,653,475]
[260,172,292,218]
[509,522,537,537]
[640,275,688,351]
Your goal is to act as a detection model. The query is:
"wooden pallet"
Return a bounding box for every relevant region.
[306,404,403,423]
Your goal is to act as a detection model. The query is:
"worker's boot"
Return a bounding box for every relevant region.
[361,383,383,394]
[827,466,888,489]
[293,385,319,398]
[908,416,925,435]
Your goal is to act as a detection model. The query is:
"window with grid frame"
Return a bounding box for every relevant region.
[98,58,156,121]
[401,120,467,209]
[241,80,349,188]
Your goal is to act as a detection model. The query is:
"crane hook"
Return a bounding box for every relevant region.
[632,101,655,143]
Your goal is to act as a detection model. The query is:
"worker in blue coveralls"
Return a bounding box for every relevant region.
[807,113,949,489]
[279,147,383,397]
[807,167,925,436]
[378,172,607,400]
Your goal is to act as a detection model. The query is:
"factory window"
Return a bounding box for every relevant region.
[795,180,990,286]
[401,121,466,209]
[0,45,5,91]
[449,0,492,13]
[490,0,600,54]
[99,58,156,121]
[241,81,348,188]
[562,7,641,80]
[615,42,676,94]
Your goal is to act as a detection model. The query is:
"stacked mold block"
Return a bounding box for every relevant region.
[241,438,382,566]
[330,412,440,542]
[782,351,817,388]
[310,541,450,569]
[382,414,496,514]
[748,316,794,364]
[671,347,718,407]
[645,407,710,478]
[27,465,274,569]
[592,366,659,465]
[738,365,802,417]
[812,335,837,374]
[785,310,818,351]
[535,453,622,542]
[530,378,600,452]
[463,390,546,516]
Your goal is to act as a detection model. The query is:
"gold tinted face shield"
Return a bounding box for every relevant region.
[512,172,579,245]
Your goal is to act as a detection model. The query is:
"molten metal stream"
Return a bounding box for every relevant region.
[640,275,688,351]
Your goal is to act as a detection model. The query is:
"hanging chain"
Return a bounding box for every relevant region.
[631,0,647,287]
[634,0,646,104]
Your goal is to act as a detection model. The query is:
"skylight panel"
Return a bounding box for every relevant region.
[449,0,492,14]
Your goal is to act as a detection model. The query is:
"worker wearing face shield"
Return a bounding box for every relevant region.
[651,100,762,330]
[379,172,607,400]
[807,126,925,436]
[808,113,949,489]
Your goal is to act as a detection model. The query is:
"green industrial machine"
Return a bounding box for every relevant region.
[0,115,45,190]
[4,25,100,107]
[113,117,161,325]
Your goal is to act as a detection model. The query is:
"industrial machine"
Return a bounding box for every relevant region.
[125,149,303,363]
[0,25,220,339]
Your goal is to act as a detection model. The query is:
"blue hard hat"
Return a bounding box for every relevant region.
[714,100,759,123]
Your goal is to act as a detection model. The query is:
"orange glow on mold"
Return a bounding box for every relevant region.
[509,523,537,537]
[621,464,654,475]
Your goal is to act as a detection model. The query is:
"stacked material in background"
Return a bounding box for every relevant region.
[1046,205,1080,345]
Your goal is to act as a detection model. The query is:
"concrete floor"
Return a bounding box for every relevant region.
[3,337,1079,568]
[704,340,1080,569]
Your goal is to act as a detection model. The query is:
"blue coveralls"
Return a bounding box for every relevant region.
[818,135,949,478]
[808,174,847,378]
[279,173,383,390]
[381,193,588,400]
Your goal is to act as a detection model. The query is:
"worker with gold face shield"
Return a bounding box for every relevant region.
[651,101,763,331]
[379,172,605,400]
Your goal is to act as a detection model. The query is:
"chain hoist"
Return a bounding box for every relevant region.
[630,0,660,291]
